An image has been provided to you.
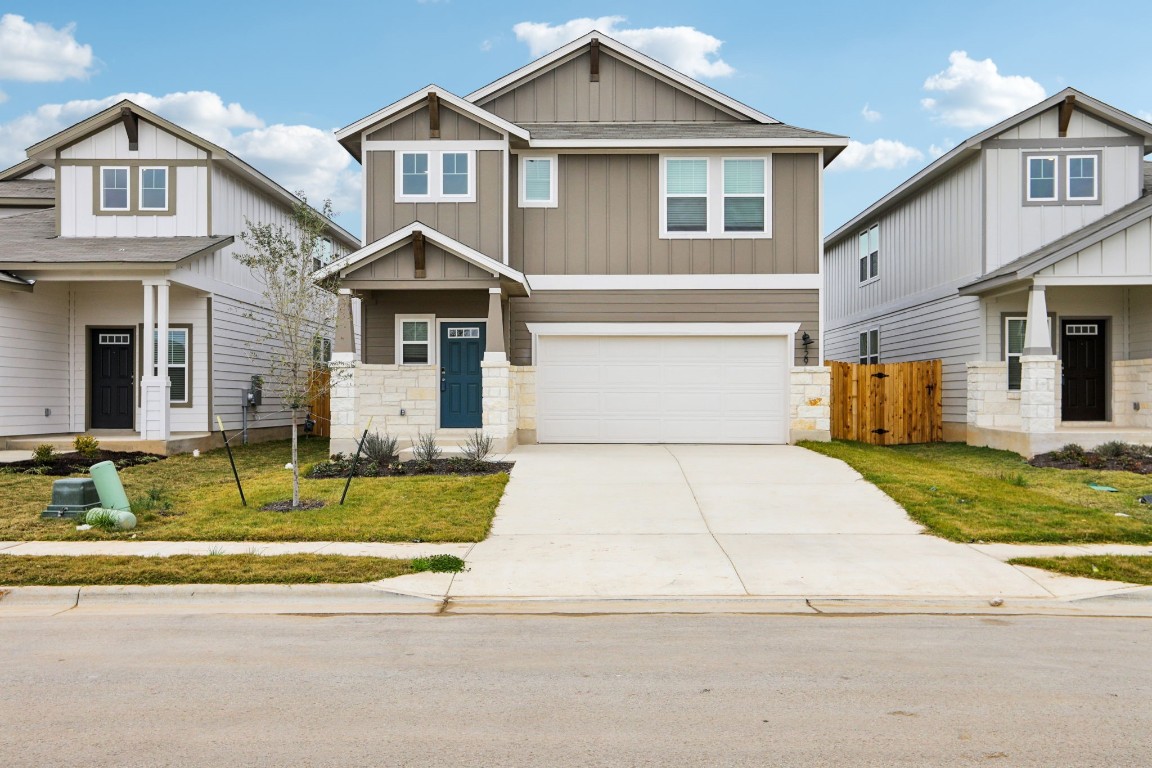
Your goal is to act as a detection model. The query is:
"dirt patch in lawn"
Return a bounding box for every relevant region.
[262,499,327,512]
[308,456,513,479]
[0,450,167,476]
[1030,442,1152,474]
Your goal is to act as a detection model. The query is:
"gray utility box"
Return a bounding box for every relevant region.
[42,478,102,519]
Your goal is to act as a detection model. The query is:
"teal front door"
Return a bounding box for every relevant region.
[440,322,485,428]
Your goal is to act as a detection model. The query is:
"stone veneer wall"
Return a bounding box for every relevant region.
[329,362,439,455]
[1113,359,1152,428]
[789,366,831,442]
[966,361,1021,431]
[1019,356,1059,433]
[512,366,536,440]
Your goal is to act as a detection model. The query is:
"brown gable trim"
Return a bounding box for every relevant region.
[120,107,140,150]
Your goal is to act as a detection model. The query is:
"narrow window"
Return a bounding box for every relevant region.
[723,158,766,232]
[858,329,880,364]
[154,328,189,403]
[101,167,129,210]
[1005,317,1026,390]
[520,156,556,207]
[858,224,879,282]
[139,167,168,210]
[399,319,431,364]
[401,152,429,196]
[1067,155,1098,200]
[665,158,708,232]
[1027,156,1057,201]
[441,152,469,196]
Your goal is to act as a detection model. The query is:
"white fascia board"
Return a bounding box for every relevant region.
[465,31,778,125]
[529,138,848,149]
[363,140,507,151]
[525,274,820,290]
[526,322,802,337]
[335,85,529,142]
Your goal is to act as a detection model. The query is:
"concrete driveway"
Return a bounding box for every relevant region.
[448,444,1054,599]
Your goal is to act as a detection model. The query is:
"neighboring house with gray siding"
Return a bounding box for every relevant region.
[322,32,847,452]
[824,89,1152,456]
[0,100,357,454]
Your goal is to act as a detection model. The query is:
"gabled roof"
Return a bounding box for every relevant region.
[315,220,529,293]
[960,193,1152,295]
[22,100,359,251]
[0,159,46,182]
[335,85,530,159]
[827,88,1152,246]
[465,31,777,125]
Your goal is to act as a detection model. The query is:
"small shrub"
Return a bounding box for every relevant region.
[32,444,55,465]
[1096,441,1130,459]
[411,554,466,573]
[461,430,494,462]
[1050,443,1085,462]
[361,431,399,464]
[73,434,101,459]
[412,431,442,463]
[996,470,1028,487]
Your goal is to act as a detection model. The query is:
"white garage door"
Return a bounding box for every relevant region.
[535,334,790,444]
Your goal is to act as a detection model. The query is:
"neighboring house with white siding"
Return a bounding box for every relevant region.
[0,100,358,454]
[321,32,847,453]
[824,89,1152,456]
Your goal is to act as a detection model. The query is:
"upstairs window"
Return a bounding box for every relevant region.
[441,153,469,196]
[858,329,879,364]
[519,155,557,207]
[723,158,766,232]
[1067,155,1098,201]
[396,151,474,202]
[101,167,129,211]
[139,167,168,210]
[858,224,879,283]
[401,152,429,196]
[665,158,708,232]
[1026,156,1057,201]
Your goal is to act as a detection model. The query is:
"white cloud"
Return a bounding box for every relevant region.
[921,51,1045,129]
[0,14,94,82]
[512,16,734,78]
[830,139,925,172]
[928,141,955,159]
[0,91,360,221]
[1139,110,1152,123]
[861,103,882,122]
[480,38,494,52]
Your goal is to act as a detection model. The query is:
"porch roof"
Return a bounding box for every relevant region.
[960,193,1152,295]
[0,209,233,266]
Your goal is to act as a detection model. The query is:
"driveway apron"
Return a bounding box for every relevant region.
[448,445,1053,599]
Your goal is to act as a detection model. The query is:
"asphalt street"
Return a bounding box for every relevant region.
[2,613,1150,766]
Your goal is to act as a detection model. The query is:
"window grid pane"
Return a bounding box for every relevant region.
[103,168,128,209]
[1029,157,1056,199]
[524,158,552,201]
[666,159,707,195]
[402,153,429,195]
[723,198,764,231]
[1068,156,1096,199]
[666,198,707,231]
[141,168,167,209]
[402,321,428,343]
[402,343,429,364]
[442,152,469,195]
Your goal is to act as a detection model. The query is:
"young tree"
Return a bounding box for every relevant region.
[233,196,338,508]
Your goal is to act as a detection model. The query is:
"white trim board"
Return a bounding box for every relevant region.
[524,274,820,290]
[531,138,848,149]
[526,322,802,336]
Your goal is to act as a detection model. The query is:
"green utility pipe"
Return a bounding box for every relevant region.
[89,460,132,511]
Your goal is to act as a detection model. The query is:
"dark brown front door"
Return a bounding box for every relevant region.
[90,329,134,429]
[1061,319,1107,422]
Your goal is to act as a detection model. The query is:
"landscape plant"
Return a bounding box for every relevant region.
[73,434,100,459]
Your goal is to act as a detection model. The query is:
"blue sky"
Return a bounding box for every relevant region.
[0,1,1147,236]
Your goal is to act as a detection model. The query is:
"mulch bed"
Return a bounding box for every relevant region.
[1030,446,1152,474]
[262,499,327,512]
[0,450,167,477]
[308,457,514,479]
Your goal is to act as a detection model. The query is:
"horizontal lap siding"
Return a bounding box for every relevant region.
[509,289,818,366]
[212,296,293,431]
[825,294,982,423]
[0,283,71,436]
[362,290,490,364]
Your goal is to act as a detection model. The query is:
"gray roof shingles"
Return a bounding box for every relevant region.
[0,209,232,264]
[521,122,845,140]
[0,179,54,200]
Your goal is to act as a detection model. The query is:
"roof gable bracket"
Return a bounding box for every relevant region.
[120,107,139,151]
[427,93,440,139]
[1058,95,1076,137]
[589,38,600,82]
[413,230,426,278]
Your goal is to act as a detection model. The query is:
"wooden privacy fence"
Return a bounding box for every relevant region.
[830,360,943,445]
[308,367,332,438]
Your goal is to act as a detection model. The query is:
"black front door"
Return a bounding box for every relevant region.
[440,322,485,428]
[1061,319,1107,422]
[90,329,135,429]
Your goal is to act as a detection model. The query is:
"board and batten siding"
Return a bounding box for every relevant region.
[0,282,71,436]
[365,150,503,255]
[1034,214,1152,281]
[825,294,982,424]
[982,286,1130,363]
[361,289,490,364]
[825,155,984,326]
[366,105,502,142]
[508,289,818,367]
[511,153,819,275]
[343,242,494,282]
[477,50,742,124]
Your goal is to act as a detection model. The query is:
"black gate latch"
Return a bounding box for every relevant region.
[871,372,889,379]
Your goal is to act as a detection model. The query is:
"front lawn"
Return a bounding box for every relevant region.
[801,441,1152,544]
[1009,556,1152,585]
[0,438,507,542]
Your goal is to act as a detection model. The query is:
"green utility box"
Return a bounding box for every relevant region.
[42,478,102,519]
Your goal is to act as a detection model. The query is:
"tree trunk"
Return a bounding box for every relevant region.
[291,408,300,507]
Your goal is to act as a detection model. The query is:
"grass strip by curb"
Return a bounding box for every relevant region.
[0,554,414,586]
[1009,555,1152,585]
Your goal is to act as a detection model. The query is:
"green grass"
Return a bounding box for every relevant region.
[800,440,1152,544]
[0,554,413,586]
[0,438,507,542]
[1009,556,1152,585]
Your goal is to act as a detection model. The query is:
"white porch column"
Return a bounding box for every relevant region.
[140,279,171,441]
[329,288,361,456]
[142,283,155,386]
[1023,283,1052,355]
[482,287,514,451]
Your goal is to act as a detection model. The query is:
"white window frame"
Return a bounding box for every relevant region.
[858,328,879,364]
[1004,316,1026,391]
[395,315,435,365]
[858,224,879,284]
[659,154,773,239]
[100,166,130,211]
[138,166,169,211]
[153,327,189,404]
[1025,155,1059,202]
[394,150,476,203]
[518,154,558,208]
[721,157,768,234]
[1065,154,1099,202]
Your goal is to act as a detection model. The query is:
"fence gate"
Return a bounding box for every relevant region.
[830,360,942,445]
[308,368,332,438]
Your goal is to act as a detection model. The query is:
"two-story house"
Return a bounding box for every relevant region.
[825,89,1152,456]
[320,32,847,453]
[0,100,358,454]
